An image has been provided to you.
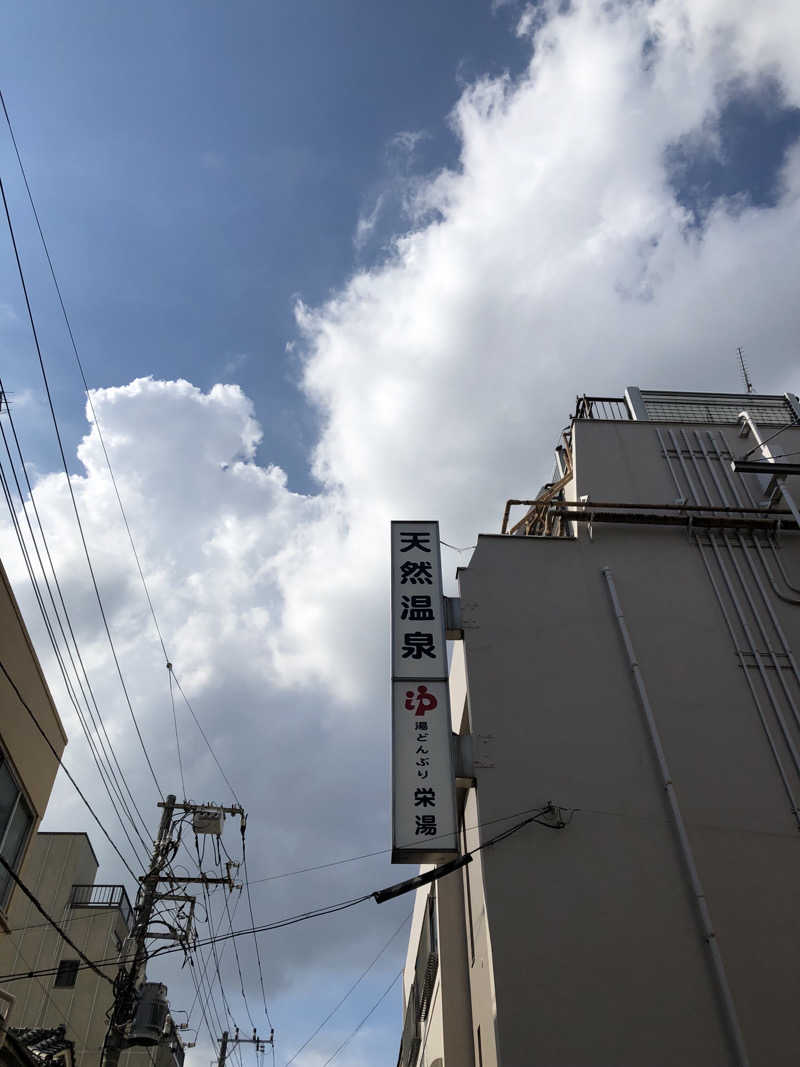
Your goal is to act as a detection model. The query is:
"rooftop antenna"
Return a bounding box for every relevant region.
[737,346,754,394]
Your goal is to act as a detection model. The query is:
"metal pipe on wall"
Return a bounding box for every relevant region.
[705,430,800,605]
[710,430,800,601]
[693,534,800,825]
[658,429,800,810]
[692,432,800,736]
[602,567,751,1067]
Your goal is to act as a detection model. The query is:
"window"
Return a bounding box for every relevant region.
[476,1025,483,1067]
[54,960,79,988]
[0,751,34,911]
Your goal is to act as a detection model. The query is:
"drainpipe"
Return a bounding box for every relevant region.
[602,567,750,1067]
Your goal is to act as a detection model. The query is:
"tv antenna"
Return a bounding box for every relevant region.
[737,346,754,394]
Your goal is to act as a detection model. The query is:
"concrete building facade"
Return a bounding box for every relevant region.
[0,557,67,926]
[0,834,182,1067]
[398,388,800,1067]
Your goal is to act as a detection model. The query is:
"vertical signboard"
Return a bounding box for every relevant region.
[390,521,458,863]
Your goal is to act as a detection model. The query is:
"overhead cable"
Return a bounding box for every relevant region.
[0,654,140,881]
[170,668,240,804]
[0,88,171,670]
[0,174,163,798]
[240,833,274,1030]
[169,669,187,801]
[0,853,113,985]
[0,805,562,985]
[1,92,241,813]
[320,970,402,1067]
[246,801,561,886]
[0,396,153,863]
[285,909,411,1065]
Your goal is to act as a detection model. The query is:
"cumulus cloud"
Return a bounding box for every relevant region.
[4,1,800,1063]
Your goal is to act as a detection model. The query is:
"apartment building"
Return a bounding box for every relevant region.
[0,558,67,927]
[397,388,800,1067]
[0,833,183,1067]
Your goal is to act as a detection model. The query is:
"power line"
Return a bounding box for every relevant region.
[196,847,238,1036]
[220,877,257,1033]
[0,90,171,671]
[0,392,153,864]
[285,910,411,1065]
[170,668,240,804]
[169,668,187,801]
[0,805,561,986]
[1,92,241,813]
[440,539,477,553]
[2,933,74,1031]
[0,853,113,985]
[0,892,372,984]
[0,173,163,798]
[0,654,140,881]
[767,449,800,461]
[0,447,145,869]
[320,970,402,1067]
[185,889,244,1044]
[240,836,274,1031]
[246,802,560,887]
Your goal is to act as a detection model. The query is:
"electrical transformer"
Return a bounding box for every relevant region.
[192,808,223,835]
[128,983,169,1046]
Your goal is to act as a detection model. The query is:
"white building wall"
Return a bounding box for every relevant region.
[397,395,800,1067]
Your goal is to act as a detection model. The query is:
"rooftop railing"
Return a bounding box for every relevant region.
[70,884,132,929]
[574,395,630,421]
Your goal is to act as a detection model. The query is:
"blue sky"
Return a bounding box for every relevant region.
[0,0,528,491]
[1,2,800,1066]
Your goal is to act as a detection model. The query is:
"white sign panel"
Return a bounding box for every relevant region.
[390,521,447,679]
[390,521,457,863]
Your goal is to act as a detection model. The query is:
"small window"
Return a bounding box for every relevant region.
[54,960,79,988]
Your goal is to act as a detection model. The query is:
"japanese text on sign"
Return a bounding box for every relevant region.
[390,521,457,862]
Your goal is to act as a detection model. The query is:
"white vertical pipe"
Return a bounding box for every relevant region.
[666,430,800,779]
[602,567,750,1067]
[714,428,800,598]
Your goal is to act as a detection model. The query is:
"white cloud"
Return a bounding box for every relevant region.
[387,130,428,159]
[353,192,385,251]
[4,1,800,1063]
[222,352,250,376]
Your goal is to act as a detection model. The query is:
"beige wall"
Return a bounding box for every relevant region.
[0,834,152,1067]
[0,559,67,928]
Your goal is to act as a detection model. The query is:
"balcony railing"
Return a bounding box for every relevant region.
[574,395,631,421]
[414,894,438,1021]
[396,892,439,1067]
[397,981,421,1067]
[70,885,132,929]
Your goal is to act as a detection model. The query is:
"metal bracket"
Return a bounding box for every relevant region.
[444,596,463,640]
[735,410,800,527]
[452,732,475,786]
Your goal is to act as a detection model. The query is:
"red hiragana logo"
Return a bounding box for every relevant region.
[404,684,438,716]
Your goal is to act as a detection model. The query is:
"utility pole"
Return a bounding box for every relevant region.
[217,1028,275,1066]
[103,794,177,1067]
[217,1030,229,1067]
[102,795,246,1067]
